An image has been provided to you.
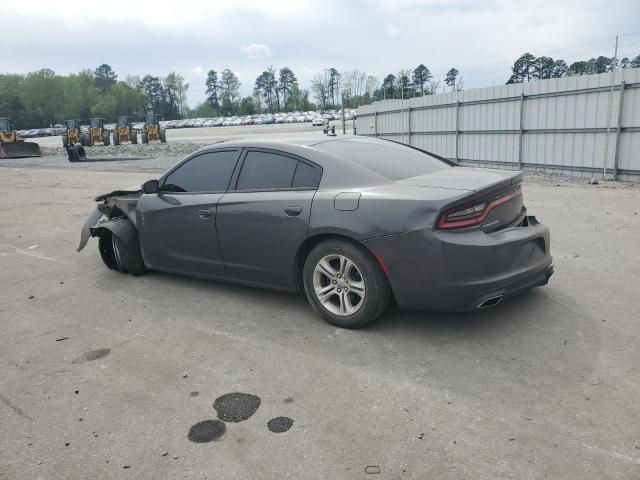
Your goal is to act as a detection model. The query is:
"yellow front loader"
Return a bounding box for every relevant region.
[113,116,137,145]
[141,113,166,144]
[0,118,42,158]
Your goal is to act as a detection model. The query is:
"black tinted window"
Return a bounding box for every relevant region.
[237,151,298,190]
[162,151,239,192]
[315,138,450,180]
[292,161,321,188]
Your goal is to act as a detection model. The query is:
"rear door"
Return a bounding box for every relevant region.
[137,149,241,277]
[216,148,322,289]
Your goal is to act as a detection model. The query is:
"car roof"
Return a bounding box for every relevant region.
[182,136,394,189]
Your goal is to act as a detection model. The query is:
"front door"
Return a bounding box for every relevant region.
[137,149,241,277]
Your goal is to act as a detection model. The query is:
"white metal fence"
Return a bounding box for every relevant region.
[355,68,640,181]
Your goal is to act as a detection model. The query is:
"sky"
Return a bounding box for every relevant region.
[4,0,640,107]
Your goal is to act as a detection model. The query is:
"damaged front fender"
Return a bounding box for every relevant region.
[77,208,104,252]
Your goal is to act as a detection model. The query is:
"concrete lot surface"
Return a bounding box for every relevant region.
[1,165,639,479]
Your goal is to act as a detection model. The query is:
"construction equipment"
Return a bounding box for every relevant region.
[113,116,138,146]
[62,119,84,147]
[0,118,42,158]
[141,113,166,144]
[83,118,110,146]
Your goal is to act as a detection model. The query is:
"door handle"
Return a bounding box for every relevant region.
[198,209,213,219]
[283,206,302,216]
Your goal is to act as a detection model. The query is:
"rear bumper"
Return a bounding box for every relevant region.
[363,216,553,311]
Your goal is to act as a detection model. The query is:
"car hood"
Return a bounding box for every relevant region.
[94,185,141,202]
[397,167,521,192]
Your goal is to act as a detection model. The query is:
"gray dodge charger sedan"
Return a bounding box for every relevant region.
[78,136,553,328]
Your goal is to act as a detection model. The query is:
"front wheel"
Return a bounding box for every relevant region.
[303,240,390,328]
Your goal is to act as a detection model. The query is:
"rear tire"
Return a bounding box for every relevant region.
[113,132,119,146]
[141,132,148,144]
[159,129,167,143]
[102,132,110,146]
[131,131,138,144]
[62,135,69,147]
[303,239,390,328]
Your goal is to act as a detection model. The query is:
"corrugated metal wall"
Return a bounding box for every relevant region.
[355,69,640,181]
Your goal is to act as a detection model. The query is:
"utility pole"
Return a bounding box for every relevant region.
[342,93,346,135]
[603,35,619,180]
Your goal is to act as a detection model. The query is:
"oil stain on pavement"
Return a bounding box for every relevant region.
[187,420,226,443]
[213,392,261,423]
[188,392,294,443]
[267,416,294,433]
[71,348,111,364]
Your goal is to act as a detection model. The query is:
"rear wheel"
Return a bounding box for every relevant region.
[113,132,120,146]
[131,130,138,144]
[303,239,390,328]
[141,132,148,144]
[159,129,167,143]
[62,135,69,147]
[102,132,110,146]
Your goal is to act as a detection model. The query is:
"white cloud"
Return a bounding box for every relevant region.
[386,22,401,37]
[240,43,273,60]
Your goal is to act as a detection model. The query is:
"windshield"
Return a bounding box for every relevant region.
[90,118,102,128]
[146,114,156,124]
[0,119,9,131]
[314,138,451,180]
[66,120,78,128]
[117,117,129,127]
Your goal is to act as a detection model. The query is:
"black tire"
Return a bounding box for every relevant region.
[159,129,167,143]
[141,132,148,144]
[98,230,146,276]
[71,143,86,162]
[62,135,69,147]
[131,131,138,144]
[102,132,110,146]
[303,239,390,328]
[113,132,119,146]
[81,133,89,146]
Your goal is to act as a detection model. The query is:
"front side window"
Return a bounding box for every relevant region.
[162,150,240,193]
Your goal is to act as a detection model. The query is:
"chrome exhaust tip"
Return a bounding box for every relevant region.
[477,295,504,309]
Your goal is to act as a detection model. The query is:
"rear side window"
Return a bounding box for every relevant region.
[162,150,239,192]
[314,138,450,180]
[292,161,322,188]
[236,150,321,190]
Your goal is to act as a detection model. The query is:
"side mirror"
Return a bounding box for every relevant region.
[142,179,159,194]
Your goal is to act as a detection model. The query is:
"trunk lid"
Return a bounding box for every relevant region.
[398,167,522,193]
[402,167,525,232]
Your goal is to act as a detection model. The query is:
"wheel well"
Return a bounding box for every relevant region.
[294,233,386,294]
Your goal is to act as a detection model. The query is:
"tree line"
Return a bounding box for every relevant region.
[506,52,640,83]
[0,64,190,128]
[2,52,640,128]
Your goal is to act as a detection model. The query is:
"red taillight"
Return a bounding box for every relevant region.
[437,190,522,230]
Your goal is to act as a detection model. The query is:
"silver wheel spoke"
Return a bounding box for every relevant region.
[317,259,338,278]
[316,284,336,302]
[348,280,365,297]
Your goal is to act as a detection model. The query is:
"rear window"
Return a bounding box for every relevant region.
[314,138,450,180]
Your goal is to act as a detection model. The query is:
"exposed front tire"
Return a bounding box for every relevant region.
[97,230,146,276]
[131,131,138,144]
[141,132,148,144]
[102,132,110,146]
[303,239,390,328]
[113,132,120,146]
[159,129,167,143]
